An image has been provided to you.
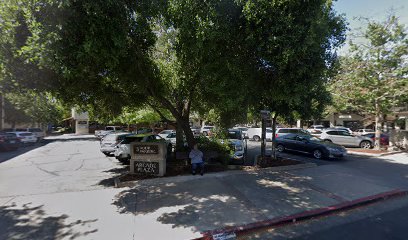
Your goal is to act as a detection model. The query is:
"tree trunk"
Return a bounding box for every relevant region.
[181,117,195,149]
[272,116,277,160]
[175,120,184,150]
[374,102,381,150]
[261,117,266,159]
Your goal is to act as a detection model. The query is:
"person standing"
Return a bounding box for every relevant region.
[189,143,204,175]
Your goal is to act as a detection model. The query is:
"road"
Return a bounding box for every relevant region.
[243,140,408,239]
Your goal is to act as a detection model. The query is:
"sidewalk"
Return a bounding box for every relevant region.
[0,163,400,240]
[113,164,396,239]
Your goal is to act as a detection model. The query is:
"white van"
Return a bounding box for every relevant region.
[246,128,273,141]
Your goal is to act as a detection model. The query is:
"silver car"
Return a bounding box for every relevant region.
[100,132,132,156]
[320,129,373,148]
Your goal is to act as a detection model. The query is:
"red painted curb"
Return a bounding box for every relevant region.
[193,189,407,240]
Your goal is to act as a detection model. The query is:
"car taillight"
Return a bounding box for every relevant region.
[275,134,278,138]
[0,137,4,143]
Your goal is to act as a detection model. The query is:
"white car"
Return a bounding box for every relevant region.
[227,129,247,164]
[100,132,132,156]
[354,129,375,136]
[7,132,37,144]
[158,130,175,139]
[201,126,215,136]
[307,125,325,133]
[114,134,170,163]
[246,128,273,141]
[320,129,373,148]
[15,128,45,141]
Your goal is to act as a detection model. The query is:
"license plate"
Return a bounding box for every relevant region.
[10,141,15,143]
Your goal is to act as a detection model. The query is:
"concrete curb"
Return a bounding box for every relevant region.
[193,189,408,240]
[348,150,405,157]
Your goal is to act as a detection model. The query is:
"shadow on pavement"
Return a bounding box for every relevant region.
[112,171,340,234]
[97,165,129,187]
[0,202,98,240]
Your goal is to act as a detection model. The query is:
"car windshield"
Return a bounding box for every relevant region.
[122,136,144,144]
[228,131,242,140]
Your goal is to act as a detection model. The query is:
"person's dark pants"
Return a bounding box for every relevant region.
[192,162,204,175]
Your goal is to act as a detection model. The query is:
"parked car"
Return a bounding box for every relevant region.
[308,129,323,137]
[246,128,273,141]
[14,128,45,141]
[158,130,175,139]
[165,132,177,145]
[320,129,373,148]
[201,126,215,136]
[276,134,347,159]
[362,133,389,146]
[100,132,133,156]
[95,126,123,139]
[307,125,325,132]
[190,127,201,136]
[114,134,171,163]
[233,127,248,137]
[354,129,375,136]
[226,129,247,164]
[0,132,20,151]
[333,126,353,135]
[136,128,153,134]
[275,128,310,138]
[7,132,37,145]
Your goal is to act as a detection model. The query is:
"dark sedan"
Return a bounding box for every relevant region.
[362,133,389,146]
[0,132,20,151]
[275,134,347,159]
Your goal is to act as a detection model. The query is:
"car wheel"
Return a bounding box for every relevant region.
[313,149,323,159]
[360,141,372,149]
[323,139,332,143]
[276,144,284,152]
[253,135,260,142]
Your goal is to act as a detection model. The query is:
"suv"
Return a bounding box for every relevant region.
[95,126,123,139]
[275,128,310,138]
[114,134,171,163]
[320,129,373,148]
[354,129,375,136]
[100,132,132,156]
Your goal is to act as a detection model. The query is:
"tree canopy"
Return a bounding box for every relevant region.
[329,14,408,148]
[1,0,346,147]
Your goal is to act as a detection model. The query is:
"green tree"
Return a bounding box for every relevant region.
[329,15,408,149]
[241,0,346,157]
[4,91,65,127]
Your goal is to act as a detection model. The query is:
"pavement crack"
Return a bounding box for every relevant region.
[74,159,85,171]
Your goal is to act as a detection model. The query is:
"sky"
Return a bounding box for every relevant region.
[333,0,408,54]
